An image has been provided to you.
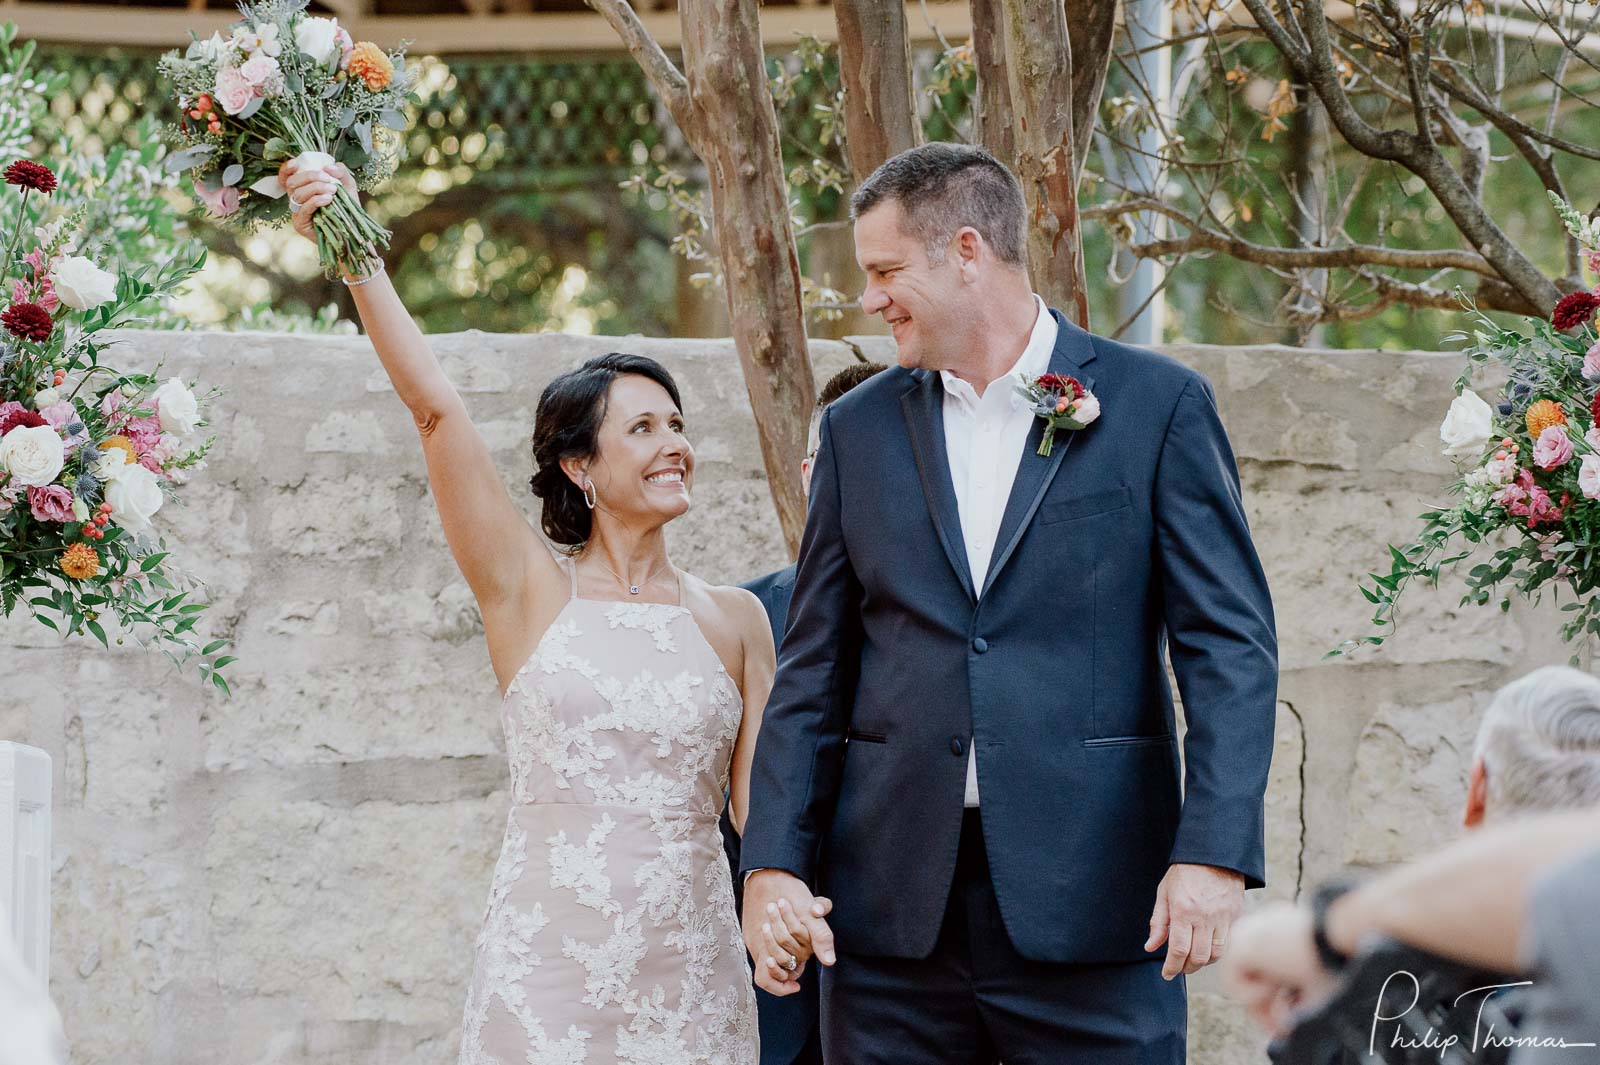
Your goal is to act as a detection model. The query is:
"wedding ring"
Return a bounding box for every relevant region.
[289,194,308,212]
[782,954,798,971]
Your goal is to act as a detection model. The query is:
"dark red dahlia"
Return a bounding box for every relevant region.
[1036,373,1085,399]
[3,301,53,342]
[3,160,56,194]
[1552,291,1600,332]
[0,407,45,436]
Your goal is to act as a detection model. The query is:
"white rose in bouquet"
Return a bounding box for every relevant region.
[92,447,131,483]
[29,388,61,409]
[152,378,202,440]
[1440,390,1493,460]
[295,17,341,65]
[105,463,164,531]
[51,256,118,311]
[0,425,66,487]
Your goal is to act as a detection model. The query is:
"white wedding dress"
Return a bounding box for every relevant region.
[457,556,758,1064]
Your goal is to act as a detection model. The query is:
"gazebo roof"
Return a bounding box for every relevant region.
[3,0,973,52]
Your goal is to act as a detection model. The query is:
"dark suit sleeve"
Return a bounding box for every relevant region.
[739,408,860,884]
[1153,375,1278,888]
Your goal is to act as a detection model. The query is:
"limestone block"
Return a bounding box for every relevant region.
[265,600,342,637]
[1186,988,1270,1065]
[201,651,500,770]
[304,410,392,454]
[1263,701,1305,900]
[1343,693,1485,866]
[265,474,408,558]
[361,581,482,644]
[204,793,501,1013]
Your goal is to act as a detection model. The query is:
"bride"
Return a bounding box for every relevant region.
[281,158,768,1064]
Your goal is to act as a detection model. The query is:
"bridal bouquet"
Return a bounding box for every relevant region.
[159,0,417,276]
[1337,195,1600,656]
[0,156,234,692]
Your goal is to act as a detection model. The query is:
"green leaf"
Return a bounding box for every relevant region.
[211,672,232,697]
[140,552,169,572]
[213,655,237,669]
[203,639,229,655]
[86,619,108,647]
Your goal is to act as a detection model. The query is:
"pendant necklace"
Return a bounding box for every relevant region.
[586,552,670,596]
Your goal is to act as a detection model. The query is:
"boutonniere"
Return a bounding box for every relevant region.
[1015,373,1101,457]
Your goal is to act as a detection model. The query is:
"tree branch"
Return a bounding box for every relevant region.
[584,0,695,138]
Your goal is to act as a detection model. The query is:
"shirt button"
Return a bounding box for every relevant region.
[950,737,966,756]
[972,637,988,653]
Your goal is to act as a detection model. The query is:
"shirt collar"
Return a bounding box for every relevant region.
[940,295,1058,409]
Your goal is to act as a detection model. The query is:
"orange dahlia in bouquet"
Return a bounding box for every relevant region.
[1336,195,1600,657]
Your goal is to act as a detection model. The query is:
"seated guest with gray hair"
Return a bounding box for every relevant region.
[1463,664,1600,828]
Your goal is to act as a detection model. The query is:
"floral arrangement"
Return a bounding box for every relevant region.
[158,0,418,276]
[1014,372,1101,457]
[0,156,233,691]
[1338,195,1600,656]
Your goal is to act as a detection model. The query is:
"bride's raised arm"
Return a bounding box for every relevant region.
[279,158,559,632]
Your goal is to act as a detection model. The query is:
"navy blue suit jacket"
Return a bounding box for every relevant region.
[723,563,816,1064]
[740,311,1279,964]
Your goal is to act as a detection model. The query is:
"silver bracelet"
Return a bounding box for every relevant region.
[341,264,385,287]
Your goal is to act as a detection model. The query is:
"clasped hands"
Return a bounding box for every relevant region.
[741,862,1244,993]
[741,870,835,996]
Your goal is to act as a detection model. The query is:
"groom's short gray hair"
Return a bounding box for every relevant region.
[850,143,1027,268]
[1474,665,1600,817]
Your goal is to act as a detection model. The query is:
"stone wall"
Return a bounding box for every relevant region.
[0,331,1571,1065]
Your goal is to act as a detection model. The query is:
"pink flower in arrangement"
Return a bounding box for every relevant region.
[22,247,47,277]
[212,65,256,116]
[1534,531,1563,562]
[195,182,240,219]
[38,401,87,451]
[1496,469,1566,528]
[1586,342,1600,380]
[1534,425,1575,469]
[36,277,56,313]
[26,483,74,522]
[1588,249,1600,276]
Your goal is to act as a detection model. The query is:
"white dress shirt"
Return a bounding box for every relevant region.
[941,295,1058,807]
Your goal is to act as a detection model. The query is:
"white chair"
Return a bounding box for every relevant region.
[0,741,52,986]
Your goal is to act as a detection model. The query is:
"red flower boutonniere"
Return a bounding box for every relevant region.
[1015,372,1101,457]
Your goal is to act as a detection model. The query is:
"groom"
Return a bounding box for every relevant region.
[739,143,1278,1063]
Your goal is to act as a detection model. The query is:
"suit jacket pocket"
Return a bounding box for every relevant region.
[846,728,887,744]
[1036,485,1132,526]
[1081,733,1175,749]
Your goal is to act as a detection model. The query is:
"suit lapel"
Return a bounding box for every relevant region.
[900,372,976,602]
[980,312,1100,600]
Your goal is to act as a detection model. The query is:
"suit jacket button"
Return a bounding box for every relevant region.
[950,737,966,756]
[972,637,988,653]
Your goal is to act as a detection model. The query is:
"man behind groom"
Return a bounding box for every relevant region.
[740,143,1279,1064]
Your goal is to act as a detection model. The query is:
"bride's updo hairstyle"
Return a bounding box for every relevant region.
[529,352,684,548]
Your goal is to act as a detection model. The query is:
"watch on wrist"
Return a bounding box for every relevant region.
[1310,877,1360,972]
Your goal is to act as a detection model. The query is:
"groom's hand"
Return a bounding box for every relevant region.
[1146,862,1246,979]
[742,869,835,996]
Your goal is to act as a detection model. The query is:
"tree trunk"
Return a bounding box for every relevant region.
[678,0,816,555]
[833,0,921,181]
[997,0,1091,327]
[970,0,1016,169]
[587,0,816,556]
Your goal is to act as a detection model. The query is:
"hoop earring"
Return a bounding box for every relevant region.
[582,481,597,510]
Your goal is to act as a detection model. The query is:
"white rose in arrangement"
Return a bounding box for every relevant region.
[1581,455,1600,501]
[152,378,202,440]
[1439,390,1493,460]
[92,447,131,483]
[51,256,118,311]
[29,387,61,409]
[1071,393,1101,426]
[1483,452,1518,485]
[295,17,341,65]
[0,424,66,487]
[104,462,164,532]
